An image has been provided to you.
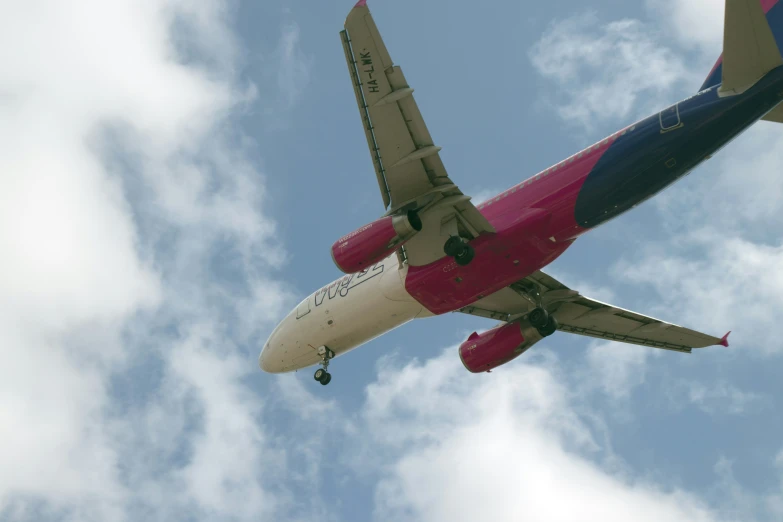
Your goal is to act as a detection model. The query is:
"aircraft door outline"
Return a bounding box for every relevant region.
[296,296,311,319]
[660,102,684,133]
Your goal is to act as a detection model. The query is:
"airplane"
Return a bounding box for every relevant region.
[260,0,783,385]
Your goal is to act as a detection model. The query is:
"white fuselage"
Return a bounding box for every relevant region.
[259,255,431,373]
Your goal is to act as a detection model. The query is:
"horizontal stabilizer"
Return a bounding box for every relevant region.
[762,103,783,122]
[720,0,783,95]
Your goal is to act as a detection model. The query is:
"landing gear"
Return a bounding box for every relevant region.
[314,366,332,385]
[314,346,335,386]
[314,370,332,385]
[528,307,558,337]
[528,307,549,329]
[537,315,559,337]
[444,236,463,256]
[444,236,475,266]
[517,285,559,338]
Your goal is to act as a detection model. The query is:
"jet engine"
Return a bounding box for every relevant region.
[331,211,422,274]
[459,321,544,373]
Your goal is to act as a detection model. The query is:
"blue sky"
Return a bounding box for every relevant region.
[1,0,783,520]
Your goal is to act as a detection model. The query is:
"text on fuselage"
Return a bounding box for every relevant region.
[314,262,384,306]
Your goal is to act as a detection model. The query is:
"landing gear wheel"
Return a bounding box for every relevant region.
[528,307,549,329]
[315,346,334,386]
[538,315,559,337]
[444,236,464,257]
[454,244,475,266]
[444,236,476,266]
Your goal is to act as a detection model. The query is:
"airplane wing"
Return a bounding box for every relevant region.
[458,270,729,354]
[340,1,495,266]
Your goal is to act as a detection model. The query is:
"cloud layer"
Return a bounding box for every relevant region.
[1,1,300,520]
[355,351,723,522]
[2,1,782,521]
[529,12,693,131]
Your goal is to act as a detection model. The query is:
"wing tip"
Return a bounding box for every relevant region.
[718,331,731,347]
[354,0,367,7]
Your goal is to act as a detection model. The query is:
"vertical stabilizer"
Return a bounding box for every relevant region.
[700,0,783,93]
[720,0,783,95]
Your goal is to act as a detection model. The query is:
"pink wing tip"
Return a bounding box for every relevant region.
[354,0,367,7]
[719,331,731,347]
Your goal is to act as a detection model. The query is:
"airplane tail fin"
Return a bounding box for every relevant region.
[699,0,783,96]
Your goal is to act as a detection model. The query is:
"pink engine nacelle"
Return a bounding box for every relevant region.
[331,211,422,274]
[459,321,544,373]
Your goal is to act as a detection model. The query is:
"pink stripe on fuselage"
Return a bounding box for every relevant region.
[405,128,629,315]
[477,129,624,241]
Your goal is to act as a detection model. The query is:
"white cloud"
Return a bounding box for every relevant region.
[773,450,783,517]
[275,373,339,422]
[0,1,304,520]
[710,457,779,521]
[258,20,312,129]
[586,342,651,400]
[356,350,723,522]
[159,333,277,519]
[614,232,783,355]
[650,123,783,235]
[646,0,725,54]
[276,23,311,108]
[529,12,693,131]
[668,380,766,415]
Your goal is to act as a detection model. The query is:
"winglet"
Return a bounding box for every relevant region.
[468,332,479,340]
[718,331,731,347]
[354,0,367,7]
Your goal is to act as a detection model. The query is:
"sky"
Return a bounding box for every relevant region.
[1,0,783,521]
